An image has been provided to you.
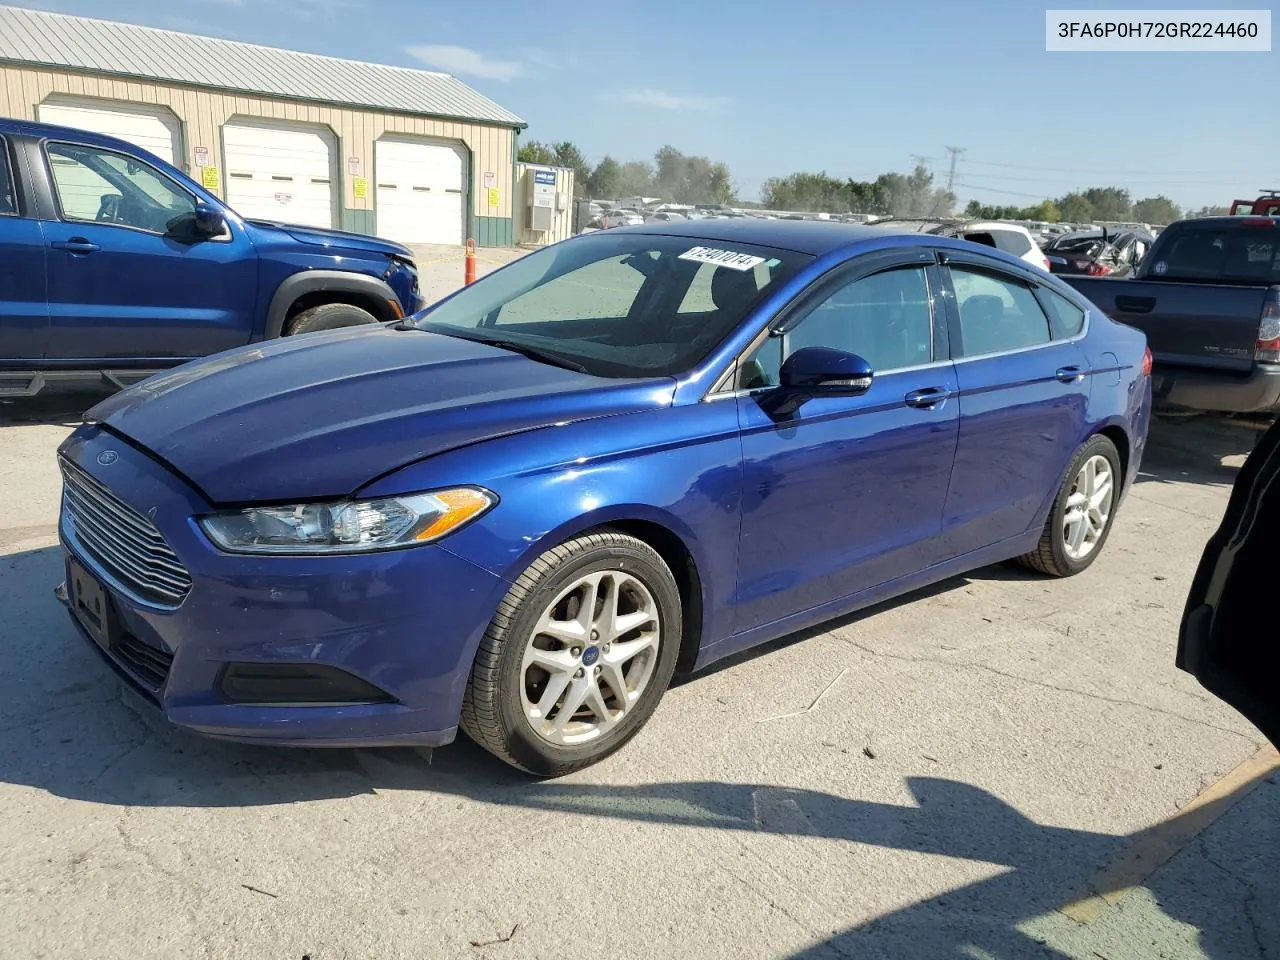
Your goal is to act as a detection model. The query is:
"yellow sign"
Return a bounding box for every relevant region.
[486,187,499,208]
[352,176,368,200]
[201,166,221,191]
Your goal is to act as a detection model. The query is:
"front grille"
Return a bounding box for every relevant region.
[115,632,174,692]
[59,457,192,607]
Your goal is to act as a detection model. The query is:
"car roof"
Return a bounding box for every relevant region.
[0,116,142,150]
[606,217,927,256]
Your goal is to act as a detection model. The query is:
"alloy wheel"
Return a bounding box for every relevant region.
[520,570,661,746]
[1062,453,1115,561]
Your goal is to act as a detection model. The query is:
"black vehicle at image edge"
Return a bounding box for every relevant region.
[1180,419,1280,750]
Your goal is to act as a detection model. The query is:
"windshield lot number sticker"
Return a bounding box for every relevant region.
[679,246,766,271]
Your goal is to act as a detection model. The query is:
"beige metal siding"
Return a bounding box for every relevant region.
[512,162,575,245]
[0,64,514,220]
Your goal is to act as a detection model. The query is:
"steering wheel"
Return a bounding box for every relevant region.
[95,193,122,223]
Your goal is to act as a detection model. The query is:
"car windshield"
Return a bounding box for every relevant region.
[412,231,811,378]
[1154,225,1280,282]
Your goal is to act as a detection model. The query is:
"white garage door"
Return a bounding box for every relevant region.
[223,122,335,228]
[37,100,181,164]
[375,138,467,245]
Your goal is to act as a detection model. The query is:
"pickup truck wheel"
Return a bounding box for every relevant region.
[285,302,378,336]
[1017,434,1121,578]
[459,530,681,777]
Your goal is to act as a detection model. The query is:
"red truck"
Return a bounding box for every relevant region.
[1229,190,1280,216]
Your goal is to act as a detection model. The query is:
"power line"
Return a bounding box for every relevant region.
[955,170,1252,186]
[917,153,1259,179]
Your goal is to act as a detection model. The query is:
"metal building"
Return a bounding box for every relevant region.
[0,5,526,246]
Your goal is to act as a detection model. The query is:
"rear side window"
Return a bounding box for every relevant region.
[950,265,1051,357]
[992,230,1033,256]
[1155,226,1280,282]
[1039,288,1087,339]
[0,138,14,215]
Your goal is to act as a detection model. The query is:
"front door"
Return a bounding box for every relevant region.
[733,256,959,634]
[0,136,49,361]
[40,139,258,362]
[937,254,1093,558]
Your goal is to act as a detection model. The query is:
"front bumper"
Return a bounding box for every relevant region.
[1154,363,1280,415]
[55,425,509,748]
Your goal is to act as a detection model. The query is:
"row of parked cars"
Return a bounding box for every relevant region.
[5,115,1276,776]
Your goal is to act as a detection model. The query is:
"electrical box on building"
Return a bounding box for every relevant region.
[527,167,556,232]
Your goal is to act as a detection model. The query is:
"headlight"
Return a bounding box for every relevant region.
[198,487,495,555]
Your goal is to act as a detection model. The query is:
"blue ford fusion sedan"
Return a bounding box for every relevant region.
[56,219,1151,776]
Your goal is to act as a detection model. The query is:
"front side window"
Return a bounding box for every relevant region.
[950,265,1051,357]
[46,142,195,233]
[415,232,810,378]
[740,266,934,389]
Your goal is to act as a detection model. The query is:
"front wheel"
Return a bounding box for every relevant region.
[285,302,378,335]
[1017,434,1122,577]
[460,531,682,776]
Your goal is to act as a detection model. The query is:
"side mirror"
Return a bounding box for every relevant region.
[194,202,227,239]
[779,346,874,395]
[762,347,874,419]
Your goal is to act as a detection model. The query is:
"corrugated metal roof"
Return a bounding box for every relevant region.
[0,5,526,128]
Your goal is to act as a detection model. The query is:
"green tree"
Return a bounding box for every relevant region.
[876,165,954,217]
[1024,199,1061,222]
[585,156,621,199]
[761,172,850,212]
[1132,195,1182,224]
[1080,186,1132,221]
[615,161,655,197]
[516,139,556,165]
[1057,192,1095,223]
[551,142,591,197]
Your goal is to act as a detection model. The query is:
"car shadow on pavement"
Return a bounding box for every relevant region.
[1139,416,1267,488]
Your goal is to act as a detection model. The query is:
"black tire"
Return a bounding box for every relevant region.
[459,529,682,777]
[285,302,378,336]
[1017,434,1122,578]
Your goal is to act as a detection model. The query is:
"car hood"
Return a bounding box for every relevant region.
[86,327,675,504]
[244,219,413,259]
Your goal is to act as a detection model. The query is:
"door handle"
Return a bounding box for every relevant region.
[1056,366,1086,383]
[1114,295,1155,314]
[51,238,100,254]
[903,387,951,409]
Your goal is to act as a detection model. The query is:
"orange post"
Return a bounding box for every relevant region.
[464,238,477,285]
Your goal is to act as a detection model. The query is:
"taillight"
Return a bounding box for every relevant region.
[1255,294,1280,363]
[1086,261,1113,276]
[1141,346,1152,377]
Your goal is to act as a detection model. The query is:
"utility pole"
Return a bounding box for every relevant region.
[909,154,931,171]
[943,146,965,191]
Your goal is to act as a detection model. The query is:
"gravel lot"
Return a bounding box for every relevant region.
[1,279,1276,958]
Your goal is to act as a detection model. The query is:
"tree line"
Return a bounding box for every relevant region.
[519,138,1224,223]
[518,141,735,206]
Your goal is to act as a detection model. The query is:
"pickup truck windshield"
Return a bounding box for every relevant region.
[1153,225,1280,283]
[414,232,811,378]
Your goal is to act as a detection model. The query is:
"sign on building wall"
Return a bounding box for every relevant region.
[194,146,210,167]
[487,187,500,209]
[348,156,362,176]
[201,166,221,191]
[353,177,368,200]
[483,171,496,189]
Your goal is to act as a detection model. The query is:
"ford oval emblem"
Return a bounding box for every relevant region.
[96,450,119,466]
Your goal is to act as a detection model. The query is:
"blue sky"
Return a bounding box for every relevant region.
[13,0,1278,209]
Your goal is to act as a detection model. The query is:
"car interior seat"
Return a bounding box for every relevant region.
[959,294,1006,355]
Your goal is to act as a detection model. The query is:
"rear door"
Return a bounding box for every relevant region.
[1179,417,1280,748]
[937,251,1092,557]
[0,134,49,361]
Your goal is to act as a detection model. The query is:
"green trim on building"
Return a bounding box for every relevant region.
[341,208,375,235]
[475,216,513,247]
